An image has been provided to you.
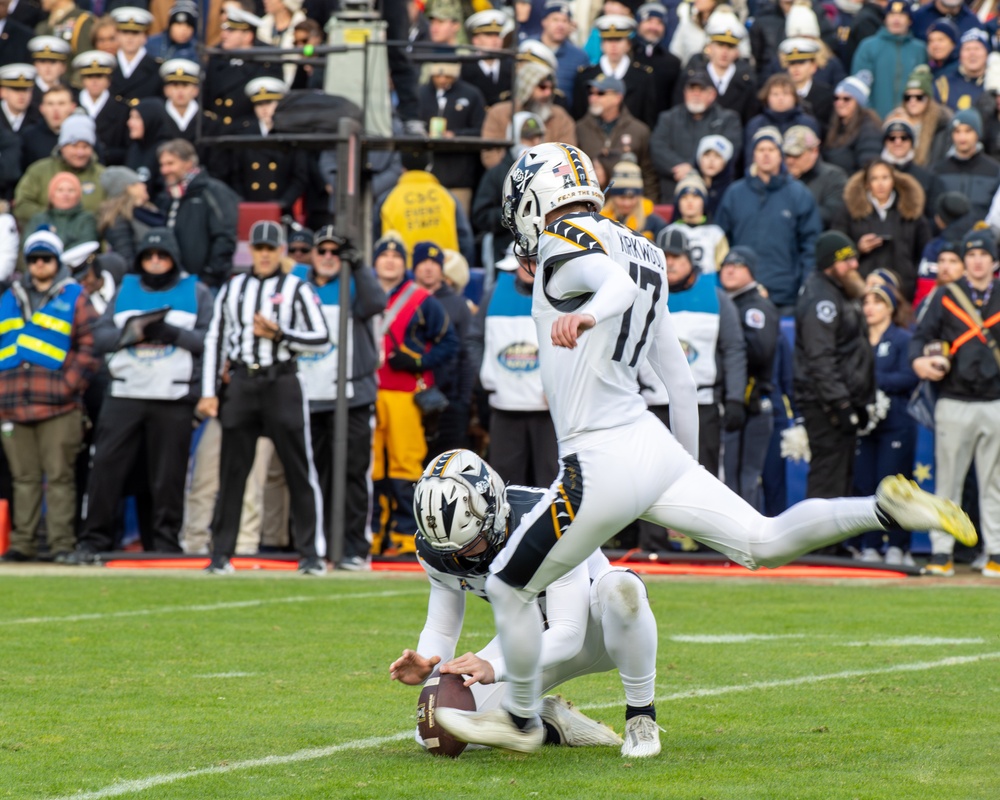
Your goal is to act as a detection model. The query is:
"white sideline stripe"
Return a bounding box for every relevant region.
[671,634,808,643]
[842,636,986,647]
[192,672,254,679]
[671,634,987,646]
[41,651,1000,800]
[45,733,414,800]
[0,590,422,626]
[583,651,1000,711]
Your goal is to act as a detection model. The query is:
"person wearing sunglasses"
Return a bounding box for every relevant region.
[878,117,939,218]
[291,226,386,571]
[824,70,882,176]
[0,231,99,564]
[286,227,314,267]
[886,65,952,167]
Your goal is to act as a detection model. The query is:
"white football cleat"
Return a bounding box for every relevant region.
[435,708,544,754]
[621,714,661,758]
[876,475,977,547]
[540,695,623,747]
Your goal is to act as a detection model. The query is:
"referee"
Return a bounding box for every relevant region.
[197,221,330,575]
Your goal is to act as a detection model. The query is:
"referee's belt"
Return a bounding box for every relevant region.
[234,360,297,379]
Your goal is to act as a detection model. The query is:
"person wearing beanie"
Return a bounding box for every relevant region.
[878,115,940,214]
[96,166,165,265]
[793,229,876,502]
[825,70,883,175]
[911,0,980,42]
[887,65,953,168]
[575,73,659,201]
[146,2,200,62]
[932,105,1000,223]
[718,244,779,510]
[783,123,848,226]
[911,220,1000,578]
[934,27,991,113]
[850,0,926,120]
[13,109,106,230]
[287,227,386,570]
[665,171,729,271]
[853,278,918,565]
[25,171,98,252]
[694,133,737,217]
[371,228,458,557]
[0,229,99,564]
[716,120,822,313]
[67,226,215,565]
[914,191,975,306]
[925,18,961,79]
[600,159,667,240]
[832,157,931,302]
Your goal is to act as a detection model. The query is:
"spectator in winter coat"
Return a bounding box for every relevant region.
[886,65,952,168]
[850,1,927,121]
[96,166,166,264]
[824,71,883,175]
[878,116,942,217]
[783,124,848,227]
[715,126,822,313]
[831,159,931,302]
[744,72,821,153]
[651,69,742,200]
[932,107,1000,223]
[26,171,98,251]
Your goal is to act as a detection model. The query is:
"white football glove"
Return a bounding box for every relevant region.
[780,421,811,463]
[858,389,891,437]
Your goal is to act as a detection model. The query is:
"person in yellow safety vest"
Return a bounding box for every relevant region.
[0,230,99,563]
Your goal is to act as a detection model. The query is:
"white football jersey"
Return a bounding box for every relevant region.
[534,212,668,442]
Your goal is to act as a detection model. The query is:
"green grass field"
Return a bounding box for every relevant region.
[2,569,998,800]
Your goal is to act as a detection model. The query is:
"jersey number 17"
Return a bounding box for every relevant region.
[612,261,662,367]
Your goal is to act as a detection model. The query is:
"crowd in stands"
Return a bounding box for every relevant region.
[0,0,998,577]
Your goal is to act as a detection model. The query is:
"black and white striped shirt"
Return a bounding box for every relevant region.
[202,271,329,398]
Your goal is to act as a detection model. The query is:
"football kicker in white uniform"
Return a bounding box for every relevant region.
[434,142,978,756]
[389,449,658,755]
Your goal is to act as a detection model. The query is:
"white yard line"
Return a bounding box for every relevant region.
[41,650,1000,800]
[670,633,987,646]
[0,590,423,626]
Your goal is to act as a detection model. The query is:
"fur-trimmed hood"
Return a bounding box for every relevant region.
[843,168,925,221]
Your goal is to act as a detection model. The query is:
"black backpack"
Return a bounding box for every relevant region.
[271,90,362,135]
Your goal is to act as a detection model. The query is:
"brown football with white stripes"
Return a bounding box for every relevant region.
[416,670,476,757]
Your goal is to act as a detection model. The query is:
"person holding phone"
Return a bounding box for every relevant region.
[832,158,931,302]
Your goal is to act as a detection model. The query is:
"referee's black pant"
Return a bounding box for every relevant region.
[800,402,857,499]
[213,368,323,560]
[81,396,194,553]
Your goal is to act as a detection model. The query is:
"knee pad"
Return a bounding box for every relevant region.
[594,569,647,624]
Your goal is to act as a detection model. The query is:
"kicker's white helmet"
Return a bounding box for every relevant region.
[413,449,510,574]
[501,142,605,258]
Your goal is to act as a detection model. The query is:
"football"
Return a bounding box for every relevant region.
[416,669,476,757]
